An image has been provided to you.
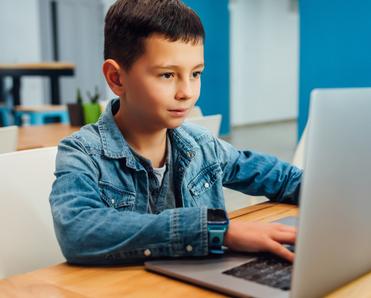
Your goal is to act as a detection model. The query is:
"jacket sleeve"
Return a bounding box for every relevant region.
[49,136,208,265]
[215,138,302,204]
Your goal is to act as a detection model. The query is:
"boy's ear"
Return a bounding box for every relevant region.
[102,59,125,96]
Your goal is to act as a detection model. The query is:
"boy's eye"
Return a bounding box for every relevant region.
[192,71,202,78]
[160,72,175,79]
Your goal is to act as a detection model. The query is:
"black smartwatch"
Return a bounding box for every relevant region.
[207,208,229,254]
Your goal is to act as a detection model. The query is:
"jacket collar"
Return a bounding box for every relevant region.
[97,99,200,167]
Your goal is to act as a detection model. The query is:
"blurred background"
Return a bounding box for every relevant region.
[2,0,371,281]
[1,0,371,162]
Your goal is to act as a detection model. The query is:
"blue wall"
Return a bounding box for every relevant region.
[299,0,371,138]
[183,0,230,135]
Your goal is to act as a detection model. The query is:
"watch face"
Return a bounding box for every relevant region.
[208,208,228,222]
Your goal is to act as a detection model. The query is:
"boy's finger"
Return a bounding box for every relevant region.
[271,231,296,244]
[267,240,295,263]
[274,224,297,233]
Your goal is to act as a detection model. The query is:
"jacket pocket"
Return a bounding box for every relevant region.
[99,181,136,211]
[188,163,222,199]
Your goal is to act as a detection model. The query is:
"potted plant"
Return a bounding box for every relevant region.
[67,88,85,126]
[83,86,102,124]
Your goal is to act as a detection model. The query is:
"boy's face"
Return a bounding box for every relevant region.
[116,35,204,130]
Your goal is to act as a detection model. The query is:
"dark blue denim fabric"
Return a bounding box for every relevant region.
[49,99,302,265]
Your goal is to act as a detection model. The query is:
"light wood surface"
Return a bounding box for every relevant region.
[17,124,79,151]
[15,105,67,112]
[0,203,369,298]
[0,63,75,70]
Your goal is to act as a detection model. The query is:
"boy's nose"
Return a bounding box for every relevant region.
[175,80,193,100]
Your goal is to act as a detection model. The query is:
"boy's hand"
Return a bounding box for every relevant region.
[224,221,296,262]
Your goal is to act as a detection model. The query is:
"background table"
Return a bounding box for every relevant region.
[0,63,75,106]
[0,203,370,298]
[17,124,79,151]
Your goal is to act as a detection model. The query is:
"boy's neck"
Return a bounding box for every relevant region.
[114,104,167,168]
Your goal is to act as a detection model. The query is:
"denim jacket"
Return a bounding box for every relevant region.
[50,99,302,265]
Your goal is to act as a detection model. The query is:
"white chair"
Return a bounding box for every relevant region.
[292,125,308,169]
[184,114,222,137]
[187,106,203,118]
[0,126,18,154]
[0,147,65,278]
[99,99,110,113]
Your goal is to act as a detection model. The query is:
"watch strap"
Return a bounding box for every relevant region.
[208,224,227,254]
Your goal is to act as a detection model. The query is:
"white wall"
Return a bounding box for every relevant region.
[0,0,116,105]
[1,0,298,111]
[0,0,44,105]
[230,0,299,126]
[102,0,117,100]
[49,0,106,103]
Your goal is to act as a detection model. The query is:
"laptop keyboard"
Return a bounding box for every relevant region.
[222,254,293,291]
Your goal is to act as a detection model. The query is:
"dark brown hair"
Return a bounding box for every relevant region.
[104,0,205,70]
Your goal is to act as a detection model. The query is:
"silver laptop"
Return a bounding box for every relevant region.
[145,88,371,298]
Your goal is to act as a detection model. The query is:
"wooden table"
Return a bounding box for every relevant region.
[0,203,370,298]
[17,124,79,151]
[0,63,75,106]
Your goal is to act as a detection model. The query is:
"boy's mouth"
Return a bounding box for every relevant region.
[168,108,189,117]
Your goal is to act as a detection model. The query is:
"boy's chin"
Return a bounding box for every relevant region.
[165,119,185,129]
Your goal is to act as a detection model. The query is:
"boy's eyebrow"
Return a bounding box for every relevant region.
[152,63,205,70]
[193,63,205,69]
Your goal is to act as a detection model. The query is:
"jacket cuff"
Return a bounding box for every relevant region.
[170,207,209,257]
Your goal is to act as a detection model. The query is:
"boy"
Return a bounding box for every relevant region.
[50,0,301,265]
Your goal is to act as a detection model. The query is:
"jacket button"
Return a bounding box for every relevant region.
[185,245,193,252]
[204,182,210,188]
[187,152,194,158]
[144,249,152,257]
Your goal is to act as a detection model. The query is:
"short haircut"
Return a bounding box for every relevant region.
[104,0,205,70]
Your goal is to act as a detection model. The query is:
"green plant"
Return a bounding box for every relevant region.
[87,86,100,104]
[76,88,83,105]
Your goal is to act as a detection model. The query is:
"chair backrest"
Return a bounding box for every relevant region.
[187,106,203,118]
[99,100,110,113]
[0,147,65,278]
[0,126,18,154]
[292,125,308,169]
[184,114,222,137]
